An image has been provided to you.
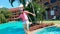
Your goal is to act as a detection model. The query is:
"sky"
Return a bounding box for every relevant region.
[0,0,19,8]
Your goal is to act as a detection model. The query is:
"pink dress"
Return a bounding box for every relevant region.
[19,11,29,30]
[18,11,29,21]
[18,11,29,30]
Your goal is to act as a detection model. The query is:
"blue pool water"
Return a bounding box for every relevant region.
[0,21,26,34]
[35,26,60,34]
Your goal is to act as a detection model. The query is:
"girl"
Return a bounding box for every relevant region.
[14,4,35,30]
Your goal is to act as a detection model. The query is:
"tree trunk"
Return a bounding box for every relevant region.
[30,2,37,23]
[46,11,48,20]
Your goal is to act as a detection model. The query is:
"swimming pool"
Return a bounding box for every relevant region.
[0,21,26,34]
[34,26,60,34]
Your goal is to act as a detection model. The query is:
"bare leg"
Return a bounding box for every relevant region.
[26,20,30,31]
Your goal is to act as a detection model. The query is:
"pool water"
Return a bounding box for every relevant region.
[35,26,60,34]
[0,21,26,34]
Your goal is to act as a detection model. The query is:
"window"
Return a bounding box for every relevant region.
[44,2,49,5]
[50,10,55,15]
[54,6,58,9]
[51,0,56,3]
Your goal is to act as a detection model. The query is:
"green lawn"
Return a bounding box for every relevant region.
[43,20,60,24]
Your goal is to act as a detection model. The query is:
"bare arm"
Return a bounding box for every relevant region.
[14,16,20,19]
[26,11,36,16]
[14,17,20,19]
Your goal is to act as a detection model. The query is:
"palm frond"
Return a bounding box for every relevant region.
[9,0,15,7]
[9,0,26,7]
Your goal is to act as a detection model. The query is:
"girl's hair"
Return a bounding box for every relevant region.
[23,9,25,11]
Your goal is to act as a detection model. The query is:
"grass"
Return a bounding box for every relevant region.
[43,20,60,24]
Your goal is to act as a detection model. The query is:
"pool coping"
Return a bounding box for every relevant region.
[26,26,55,34]
[26,24,60,34]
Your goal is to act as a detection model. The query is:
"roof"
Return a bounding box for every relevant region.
[9,7,20,12]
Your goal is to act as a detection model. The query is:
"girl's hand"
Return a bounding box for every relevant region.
[14,18,18,19]
[32,14,36,16]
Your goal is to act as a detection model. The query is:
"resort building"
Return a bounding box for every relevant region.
[8,8,20,21]
[39,0,60,20]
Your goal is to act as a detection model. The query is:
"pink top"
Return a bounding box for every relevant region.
[18,11,29,21]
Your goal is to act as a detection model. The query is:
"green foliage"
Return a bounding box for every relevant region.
[0,14,7,23]
[25,2,46,22]
[33,2,46,12]
[0,8,12,23]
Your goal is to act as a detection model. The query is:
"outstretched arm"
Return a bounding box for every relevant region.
[14,15,21,19]
[14,17,20,19]
[29,12,35,16]
[25,11,36,16]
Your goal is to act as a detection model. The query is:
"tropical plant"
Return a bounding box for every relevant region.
[0,8,12,23]
[0,14,7,23]
[25,2,46,23]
